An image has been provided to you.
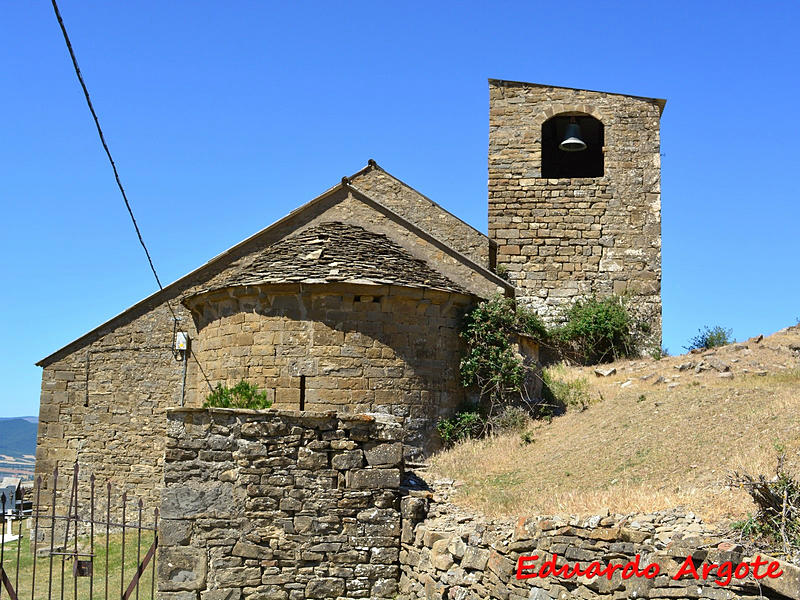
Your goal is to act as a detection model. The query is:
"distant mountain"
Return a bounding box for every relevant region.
[0,416,38,423]
[0,418,38,457]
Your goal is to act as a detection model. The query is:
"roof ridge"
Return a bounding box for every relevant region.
[37,171,510,367]
[348,159,491,243]
[344,182,511,292]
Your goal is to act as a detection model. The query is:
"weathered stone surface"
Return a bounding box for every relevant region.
[431,538,455,570]
[200,590,240,600]
[461,547,490,571]
[395,490,798,600]
[160,409,404,599]
[158,547,207,591]
[304,577,346,598]
[161,483,235,519]
[347,468,401,489]
[365,442,403,466]
[160,519,193,546]
[332,450,363,470]
[489,80,662,349]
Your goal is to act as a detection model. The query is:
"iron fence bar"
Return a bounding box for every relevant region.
[31,477,41,600]
[135,500,142,600]
[0,569,19,600]
[73,464,79,600]
[60,463,78,600]
[120,492,126,600]
[121,538,156,600]
[105,483,110,600]
[1,492,7,600]
[90,475,95,600]
[149,510,157,600]
[47,466,58,600]
[14,489,23,594]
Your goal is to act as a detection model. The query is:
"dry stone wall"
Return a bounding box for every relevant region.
[398,488,799,600]
[159,407,406,600]
[488,80,662,346]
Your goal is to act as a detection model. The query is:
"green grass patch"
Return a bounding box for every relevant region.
[0,523,156,600]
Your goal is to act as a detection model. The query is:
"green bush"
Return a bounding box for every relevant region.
[437,410,484,446]
[541,366,591,412]
[684,325,733,351]
[554,296,637,364]
[204,380,272,409]
[459,295,547,404]
[491,406,530,432]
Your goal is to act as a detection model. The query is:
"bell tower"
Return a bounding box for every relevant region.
[488,79,665,348]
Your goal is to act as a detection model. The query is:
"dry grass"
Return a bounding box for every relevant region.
[430,326,800,524]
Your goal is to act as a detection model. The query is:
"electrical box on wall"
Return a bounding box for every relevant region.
[174,331,189,351]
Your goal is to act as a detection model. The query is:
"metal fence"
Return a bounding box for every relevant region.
[0,463,158,600]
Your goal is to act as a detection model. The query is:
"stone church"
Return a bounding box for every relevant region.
[34,80,664,509]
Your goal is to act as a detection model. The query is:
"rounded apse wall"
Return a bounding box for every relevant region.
[184,283,474,457]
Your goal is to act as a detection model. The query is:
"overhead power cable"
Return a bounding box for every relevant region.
[50,0,168,294]
[50,0,214,391]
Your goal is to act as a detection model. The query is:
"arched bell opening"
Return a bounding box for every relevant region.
[541,113,604,178]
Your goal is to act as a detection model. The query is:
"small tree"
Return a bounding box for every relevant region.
[204,380,272,409]
[458,295,546,421]
[554,295,638,364]
[684,325,733,351]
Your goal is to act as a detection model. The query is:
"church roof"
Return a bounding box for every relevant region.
[37,162,510,367]
[208,221,465,293]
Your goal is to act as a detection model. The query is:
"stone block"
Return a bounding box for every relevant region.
[158,547,207,591]
[200,590,241,600]
[331,450,363,470]
[161,482,235,519]
[346,468,400,489]
[160,519,193,546]
[304,577,345,598]
[364,442,403,467]
[431,539,454,571]
[461,547,490,571]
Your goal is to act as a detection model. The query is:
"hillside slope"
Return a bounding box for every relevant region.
[0,418,38,457]
[430,324,800,523]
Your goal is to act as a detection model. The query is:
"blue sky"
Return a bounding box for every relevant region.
[1,1,798,417]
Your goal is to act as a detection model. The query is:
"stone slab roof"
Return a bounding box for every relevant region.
[208,221,465,293]
[349,163,492,268]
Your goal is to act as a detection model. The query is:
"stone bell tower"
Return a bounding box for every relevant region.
[488,79,665,347]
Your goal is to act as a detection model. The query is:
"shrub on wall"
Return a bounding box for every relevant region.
[459,295,546,403]
[449,295,547,442]
[203,380,272,409]
[553,295,639,364]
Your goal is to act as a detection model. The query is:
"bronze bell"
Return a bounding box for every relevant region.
[559,118,587,152]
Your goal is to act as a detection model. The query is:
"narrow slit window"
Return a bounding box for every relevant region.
[299,375,306,411]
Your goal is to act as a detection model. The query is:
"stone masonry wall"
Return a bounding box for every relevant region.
[489,80,662,347]
[36,300,199,521]
[159,407,406,600]
[186,284,473,459]
[35,184,506,526]
[350,165,491,269]
[397,491,800,600]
